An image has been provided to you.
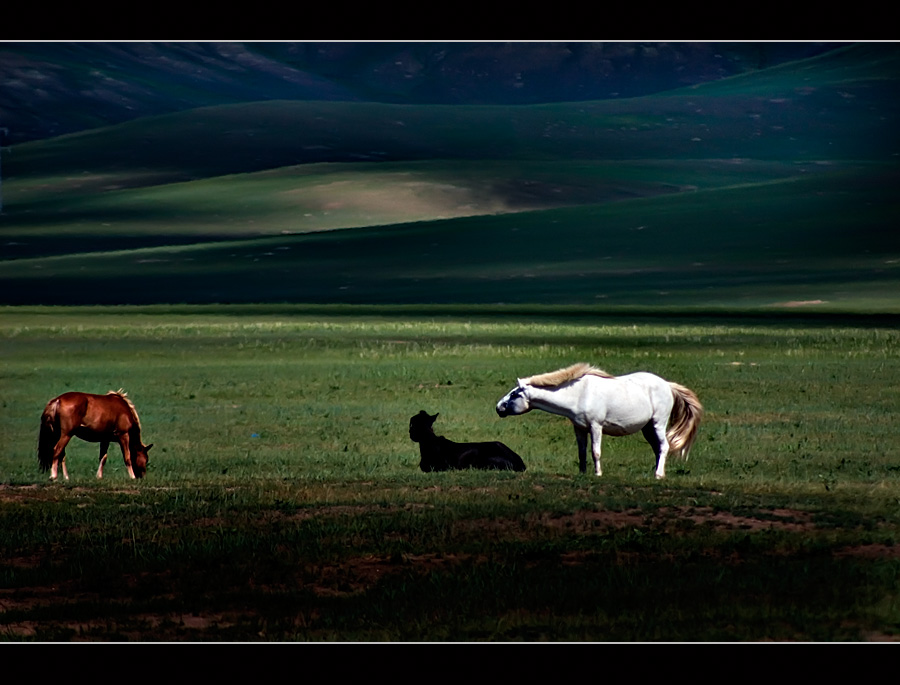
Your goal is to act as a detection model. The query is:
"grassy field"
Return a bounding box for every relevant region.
[1,306,898,641]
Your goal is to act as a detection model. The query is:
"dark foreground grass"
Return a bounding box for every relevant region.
[1,306,899,641]
[3,477,898,641]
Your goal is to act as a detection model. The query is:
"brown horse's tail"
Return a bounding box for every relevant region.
[38,398,61,472]
[667,382,703,460]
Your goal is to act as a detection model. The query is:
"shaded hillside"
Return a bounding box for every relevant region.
[7,43,899,190]
[0,42,846,144]
[2,159,833,261]
[1,42,897,310]
[2,163,898,308]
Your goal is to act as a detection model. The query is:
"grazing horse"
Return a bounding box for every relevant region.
[38,391,153,480]
[496,363,702,479]
[409,410,526,472]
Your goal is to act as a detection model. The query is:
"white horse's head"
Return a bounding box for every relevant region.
[496,380,531,417]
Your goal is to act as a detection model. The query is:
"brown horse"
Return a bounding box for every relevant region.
[38,391,153,480]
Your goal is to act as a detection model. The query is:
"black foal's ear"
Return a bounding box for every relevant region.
[430,413,439,421]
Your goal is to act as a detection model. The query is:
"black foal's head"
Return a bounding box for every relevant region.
[409,410,438,442]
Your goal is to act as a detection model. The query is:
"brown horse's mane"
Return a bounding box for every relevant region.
[522,362,614,388]
[107,389,141,430]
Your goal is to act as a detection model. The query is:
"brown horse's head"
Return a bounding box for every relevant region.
[132,443,153,478]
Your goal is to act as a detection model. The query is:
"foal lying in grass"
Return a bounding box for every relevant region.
[409,410,526,472]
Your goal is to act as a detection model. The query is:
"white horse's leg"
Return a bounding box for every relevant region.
[642,421,669,479]
[573,424,589,474]
[97,441,109,479]
[589,424,603,476]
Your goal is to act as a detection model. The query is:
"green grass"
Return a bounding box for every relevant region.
[1,306,899,641]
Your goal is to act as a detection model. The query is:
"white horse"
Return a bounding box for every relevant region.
[496,363,702,479]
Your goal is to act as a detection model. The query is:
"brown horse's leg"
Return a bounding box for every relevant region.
[118,436,136,479]
[50,434,72,481]
[97,441,109,479]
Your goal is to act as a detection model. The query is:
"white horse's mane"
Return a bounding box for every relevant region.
[107,389,141,430]
[522,362,614,388]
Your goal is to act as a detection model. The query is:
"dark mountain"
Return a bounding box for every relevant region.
[0,41,846,144]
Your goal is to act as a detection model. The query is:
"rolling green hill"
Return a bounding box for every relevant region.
[0,42,845,144]
[2,163,897,308]
[9,43,899,183]
[1,43,898,310]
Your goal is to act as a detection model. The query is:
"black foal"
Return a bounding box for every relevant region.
[409,410,526,472]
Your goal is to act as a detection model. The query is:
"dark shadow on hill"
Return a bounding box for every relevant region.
[0,233,247,260]
[1,42,849,145]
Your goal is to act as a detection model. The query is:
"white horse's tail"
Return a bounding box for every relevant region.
[667,383,703,459]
